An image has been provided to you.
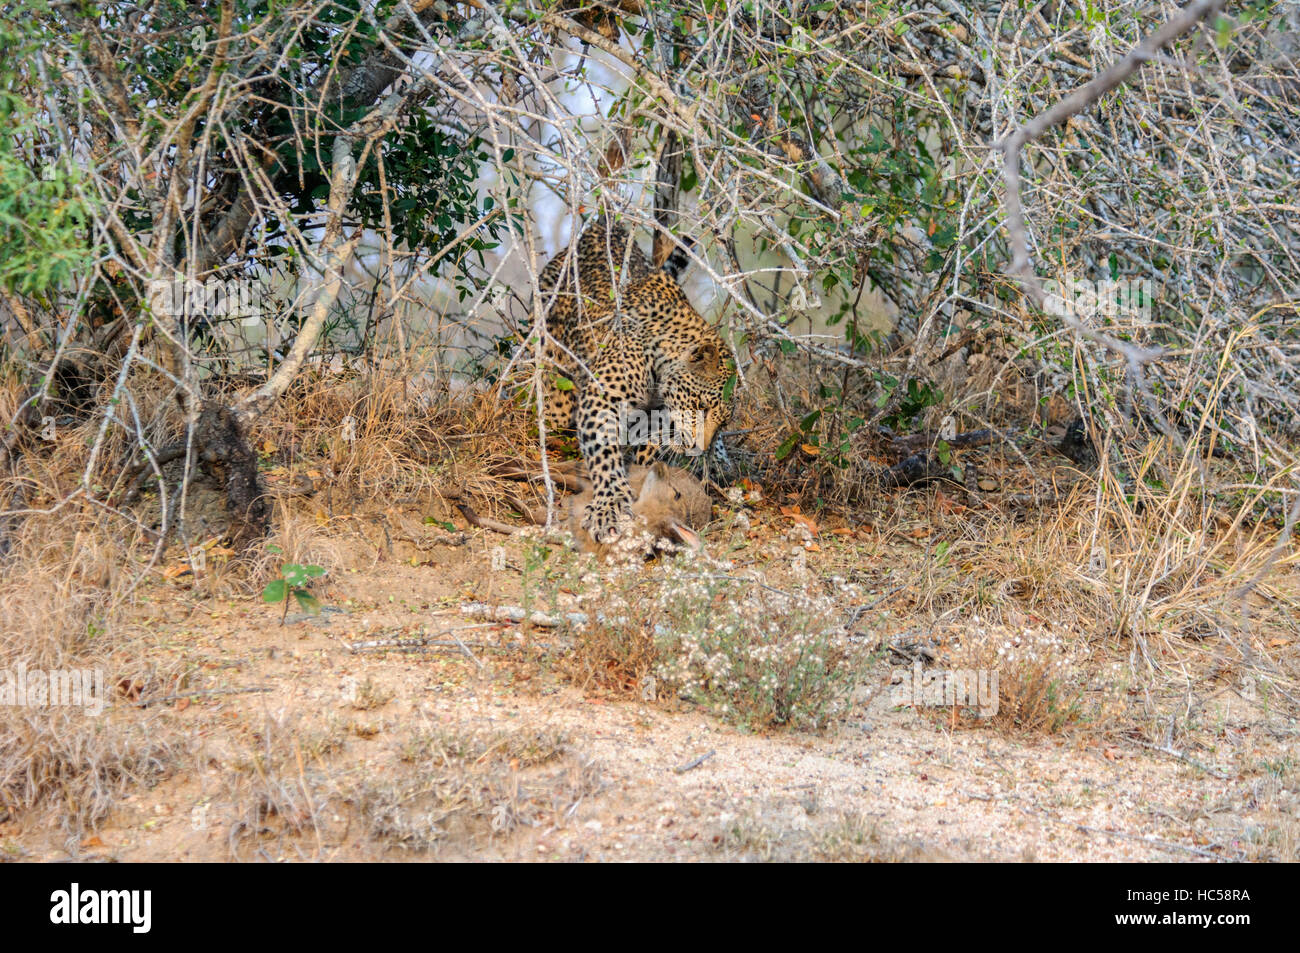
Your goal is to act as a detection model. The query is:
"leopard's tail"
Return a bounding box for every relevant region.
[652,127,693,281]
[659,234,694,282]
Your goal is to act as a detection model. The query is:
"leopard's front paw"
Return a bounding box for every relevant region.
[582,496,633,544]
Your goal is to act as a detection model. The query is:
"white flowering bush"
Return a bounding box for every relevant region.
[566,553,867,731]
[938,619,1094,734]
[655,580,861,730]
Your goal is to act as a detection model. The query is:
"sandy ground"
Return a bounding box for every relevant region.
[4,510,1293,863]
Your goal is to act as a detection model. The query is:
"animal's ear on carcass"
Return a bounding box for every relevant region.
[642,461,671,496]
[667,521,701,550]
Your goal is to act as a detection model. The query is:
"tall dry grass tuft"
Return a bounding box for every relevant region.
[250,368,540,508]
[0,493,171,679]
[910,439,1298,640]
[1082,439,1300,646]
[1,361,196,837]
[0,507,193,838]
[892,428,1300,738]
[0,709,191,838]
[219,710,597,856]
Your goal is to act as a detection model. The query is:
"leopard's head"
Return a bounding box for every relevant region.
[660,337,735,456]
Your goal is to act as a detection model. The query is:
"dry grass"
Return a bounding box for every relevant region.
[830,434,1300,741]
[250,370,540,511]
[221,711,352,858]
[931,620,1110,735]
[357,722,598,850]
[0,504,193,840]
[0,708,191,839]
[0,518,133,670]
[713,808,947,862]
[220,712,599,856]
[1236,757,1300,862]
[0,367,545,842]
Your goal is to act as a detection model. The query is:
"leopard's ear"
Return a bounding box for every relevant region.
[688,341,719,368]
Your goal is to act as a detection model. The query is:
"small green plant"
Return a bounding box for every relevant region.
[262,560,327,624]
[878,376,944,431]
[519,535,573,621]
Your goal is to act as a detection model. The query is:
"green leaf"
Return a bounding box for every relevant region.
[292,590,322,615]
[775,431,800,461]
[553,374,575,392]
[680,161,698,194]
[1215,15,1233,50]
[262,579,287,604]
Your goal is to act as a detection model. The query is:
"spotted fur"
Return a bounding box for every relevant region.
[534,221,732,543]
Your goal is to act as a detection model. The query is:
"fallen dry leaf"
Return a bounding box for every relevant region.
[780,505,819,535]
[934,490,967,514]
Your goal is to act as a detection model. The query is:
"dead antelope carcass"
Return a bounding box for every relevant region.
[458,462,710,555]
